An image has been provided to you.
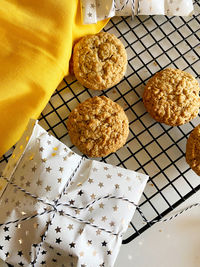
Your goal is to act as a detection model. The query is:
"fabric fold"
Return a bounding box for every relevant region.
[0,0,108,157]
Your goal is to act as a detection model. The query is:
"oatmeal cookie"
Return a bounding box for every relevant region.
[143,68,200,126]
[73,32,127,90]
[186,124,200,176]
[67,96,129,157]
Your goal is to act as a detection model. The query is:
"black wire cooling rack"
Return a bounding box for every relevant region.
[0,0,199,245]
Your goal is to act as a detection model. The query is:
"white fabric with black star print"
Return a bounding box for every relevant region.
[81,0,194,24]
[0,119,148,266]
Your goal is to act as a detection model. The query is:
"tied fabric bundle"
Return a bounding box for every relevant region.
[0,0,108,157]
[0,119,148,266]
[81,0,194,24]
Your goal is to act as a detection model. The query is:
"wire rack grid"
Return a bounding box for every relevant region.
[0,0,199,244]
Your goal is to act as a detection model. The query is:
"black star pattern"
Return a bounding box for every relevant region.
[57,178,62,183]
[63,155,68,161]
[78,190,84,196]
[5,235,11,241]
[55,226,61,233]
[32,166,37,172]
[0,245,3,250]
[99,263,105,267]
[52,258,57,262]
[57,252,62,256]
[18,251,23,257]
[45,220,52,227]
[107,250,112,255]
[5,252,9,257]
[18,262,24,266]
[102,241,107,247]
[88,240,92,245]
[68,151,75,156]
[42,158,47,163]
[39,147,44,152]
[115,184,119,189]
[25,181,31,187]
[41,261,46,265]
[69,199,75,205]
[59,210,64,216]
[56,237,62,244]
[59,167,64,173]
[33,244,38,248]
[41,250,47,255]
[46,166,52,173]
[88,178,93,184]
[69,242,75,248]
[3,226,9,232]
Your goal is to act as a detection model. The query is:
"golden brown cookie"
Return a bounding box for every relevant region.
[67,96,129,157]
[73,32,127,90]
[186,124,200,176]
[143,68,200,126]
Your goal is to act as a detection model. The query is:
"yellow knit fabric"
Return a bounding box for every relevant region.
[0,0,108,156]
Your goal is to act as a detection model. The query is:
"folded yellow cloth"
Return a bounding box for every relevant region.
[0,0,108,157]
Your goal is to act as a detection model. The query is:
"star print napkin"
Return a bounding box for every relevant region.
[81,0,194,24]
[0,119,148,267]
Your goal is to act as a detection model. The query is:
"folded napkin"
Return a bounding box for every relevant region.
[0,119,148,266]
[81,0,194,24]
[0,0,108,157]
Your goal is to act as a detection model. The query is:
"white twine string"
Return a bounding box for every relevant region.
[0,175,199,230]
[137,200,200,225]
[0,175,138,236]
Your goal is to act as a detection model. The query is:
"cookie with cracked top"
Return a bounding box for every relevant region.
[67,96,129,157]
[73,32,127,90]
[143,68,200,126]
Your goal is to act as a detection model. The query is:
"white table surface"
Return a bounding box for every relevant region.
[115,190,200,267]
